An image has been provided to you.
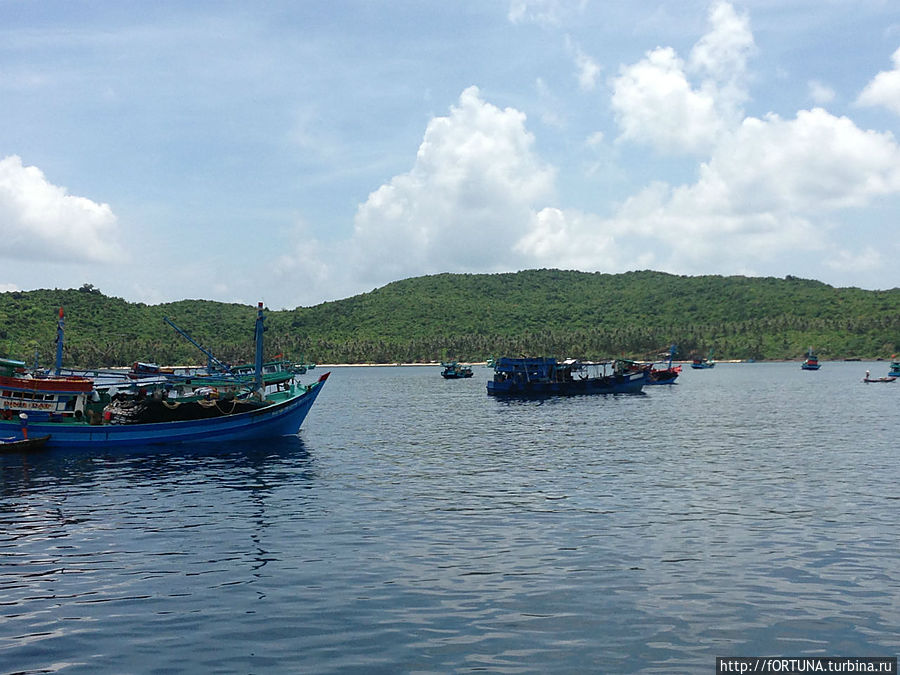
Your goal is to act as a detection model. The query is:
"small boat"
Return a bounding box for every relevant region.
[690,349,716,369]
[0,434,51,452]
[646,344,681,384]
[863,370,896,383]
[487,357,645,396]
[441,362,473,379]
[620,357,681,385]
[801,347,820,370]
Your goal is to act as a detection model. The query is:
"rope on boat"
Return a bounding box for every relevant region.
[215,399,239,415]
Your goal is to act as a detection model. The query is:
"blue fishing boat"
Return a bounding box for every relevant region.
[0,304,328,449]
[441,362,473,379]
[801,347,820,370]
[487,357,645,396]
[888,357,900,378]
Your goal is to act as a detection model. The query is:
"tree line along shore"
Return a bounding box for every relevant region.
[2,270,899,368]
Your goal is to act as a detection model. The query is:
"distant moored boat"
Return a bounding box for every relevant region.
[801,347,820,370]
[690,349,715,369]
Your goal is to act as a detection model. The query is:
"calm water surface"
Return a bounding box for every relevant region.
[2,362,899,673]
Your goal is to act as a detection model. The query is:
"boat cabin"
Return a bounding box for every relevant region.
[0,372,94,421]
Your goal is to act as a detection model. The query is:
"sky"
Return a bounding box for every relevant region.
[2,0,900,310]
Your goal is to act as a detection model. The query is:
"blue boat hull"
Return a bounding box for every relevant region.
[801,363,820,370]
[487,375,644,396]
[0,377,327,449]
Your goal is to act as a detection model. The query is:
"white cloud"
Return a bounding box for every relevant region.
[688,109,900,215]
[516,106,900,275]
[347,86,555,287]
[566,38,601,91]
[825,245,884,273]
[611,46,725,154]
[0,156,124,263]
[271,220,340,306]
[0,283,21,293]
[586,131,604,147]
[808,80,835,104]
[508,0,585,27]
[688,0,755,93]
[513,207,656,271]
[856,46,900,115]
[610,0,754,155]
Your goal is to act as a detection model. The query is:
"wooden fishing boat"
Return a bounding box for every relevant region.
[487,357,644,396]
[863,370,895,383]
[0,304,328,449]
[801,347,820,370]
[441,362,473,379]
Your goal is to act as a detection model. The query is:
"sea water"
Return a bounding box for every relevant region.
[1,362,898,673]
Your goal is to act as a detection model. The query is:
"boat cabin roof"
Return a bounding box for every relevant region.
[0,357,27,368]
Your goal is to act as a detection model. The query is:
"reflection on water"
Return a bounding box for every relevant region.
[1,435,315,492]
[2,363,900,673]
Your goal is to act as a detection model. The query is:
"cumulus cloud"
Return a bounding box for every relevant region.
[856,46,900,115]
[686,109,900,214]
[0,155,124,263]
[611,46,724,154]
[516,106,900,275]
[347,86,555,286]
[610,0,754,154]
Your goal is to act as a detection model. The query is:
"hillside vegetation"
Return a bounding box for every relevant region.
[2,271,899,367]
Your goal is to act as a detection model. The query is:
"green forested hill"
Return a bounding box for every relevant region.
[2,271,900,367]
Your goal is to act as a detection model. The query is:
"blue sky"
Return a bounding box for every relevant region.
[2,0,900,309]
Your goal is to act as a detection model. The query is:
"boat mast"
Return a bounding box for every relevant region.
[54,307,64,375]
[254,302,265,396]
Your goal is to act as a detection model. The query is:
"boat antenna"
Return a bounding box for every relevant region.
[254,302,265,397]
[54,307,64,376]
